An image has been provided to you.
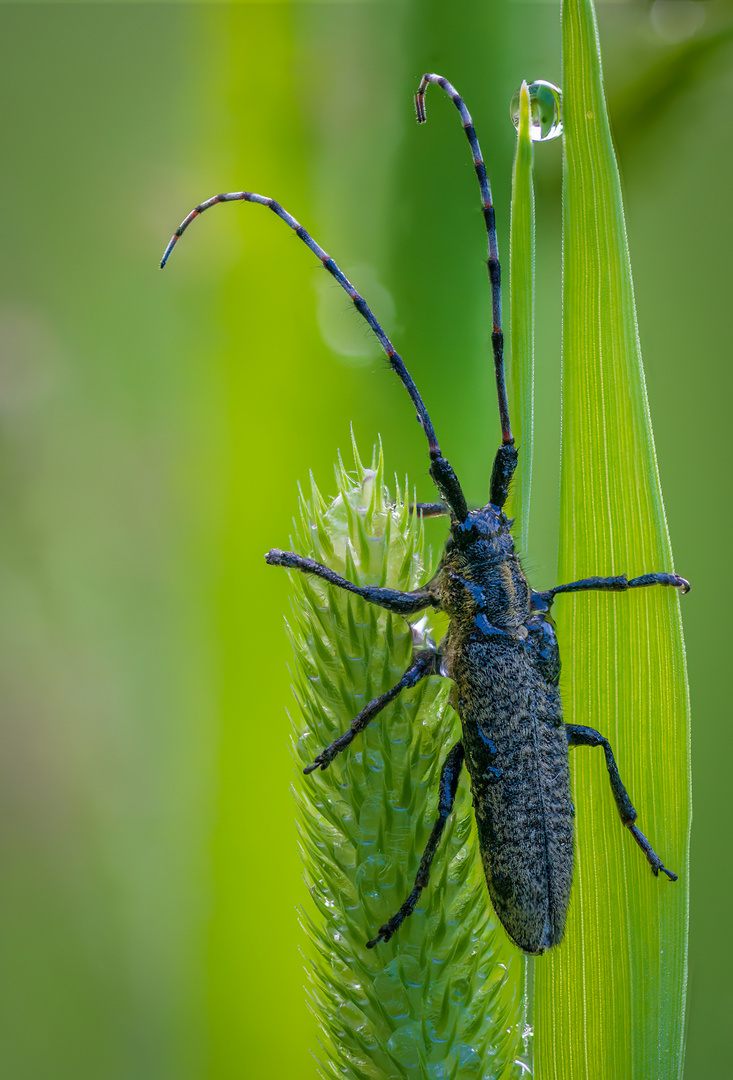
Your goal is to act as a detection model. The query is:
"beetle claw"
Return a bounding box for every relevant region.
[366,926,390,949]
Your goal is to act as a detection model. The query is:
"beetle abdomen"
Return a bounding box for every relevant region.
[454,642,574,954]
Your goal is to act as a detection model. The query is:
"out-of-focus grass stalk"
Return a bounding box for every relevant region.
[507,80,535,558]
[534,0,691,1076]
[288,436,527,1079]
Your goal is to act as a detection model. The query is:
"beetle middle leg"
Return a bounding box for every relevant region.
[367,740,465,948]
[304,649,440,774]
[267,548,444,771]
[566,723,678,881]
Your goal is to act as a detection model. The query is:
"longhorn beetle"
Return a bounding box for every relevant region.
[160,73,688,954]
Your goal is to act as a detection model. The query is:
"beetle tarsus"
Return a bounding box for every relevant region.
[365,926,391,949]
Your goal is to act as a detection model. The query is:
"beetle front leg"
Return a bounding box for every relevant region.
[266,549,436,614]
[537,571,690,604]
[304,649,440,774]
[367,740,465,948]
[566,723,678,881]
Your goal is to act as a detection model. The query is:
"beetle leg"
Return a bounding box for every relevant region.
[409,502,448,518]
[566,723,678,881]
[366,741,465,948]
[537,571,690,605]
[304,649,440,774]
[266,549,437,615]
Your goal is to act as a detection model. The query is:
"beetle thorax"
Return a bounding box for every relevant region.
[440,508,529,632]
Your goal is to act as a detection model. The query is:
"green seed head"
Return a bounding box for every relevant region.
[287,436,528,1079]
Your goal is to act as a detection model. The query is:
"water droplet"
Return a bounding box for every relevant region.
[332,836,357,872]
[365,746,384,773]
[337,999,373,1039]
[427,1064,449,1080]
[356,852,394,899]
[386,1022,422,1066]
[455,1044,482,1077]
[511,1060,533,1078]
[510,80,563,142]
[399,954,424,988]
[374,964,413,1021]
[357,796,384,847]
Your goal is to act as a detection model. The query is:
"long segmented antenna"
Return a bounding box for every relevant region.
[160,191,468,520]
[415,73,513,449]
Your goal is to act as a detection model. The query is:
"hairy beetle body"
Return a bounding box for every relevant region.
[456,636,573,953]
[437,506,573,953]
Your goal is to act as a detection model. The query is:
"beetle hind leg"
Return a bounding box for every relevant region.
[367,740,465,948]
[304,649,440,774]
[566,723,678,881]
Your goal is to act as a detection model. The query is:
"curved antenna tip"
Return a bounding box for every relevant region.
[159,237,177,269]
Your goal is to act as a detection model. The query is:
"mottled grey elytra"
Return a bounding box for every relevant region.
[161,73,688,954]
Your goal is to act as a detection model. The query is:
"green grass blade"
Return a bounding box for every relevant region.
[508,81,535,556]
[289,442,528,1079]
[506,81,535,1064]
[534,1,692,1077]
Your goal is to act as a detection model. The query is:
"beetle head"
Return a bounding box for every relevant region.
[446,504,515,561]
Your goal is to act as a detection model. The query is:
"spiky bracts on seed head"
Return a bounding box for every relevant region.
[286,435,529,1080]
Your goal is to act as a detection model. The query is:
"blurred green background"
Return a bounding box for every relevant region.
[1,1,730,1077]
